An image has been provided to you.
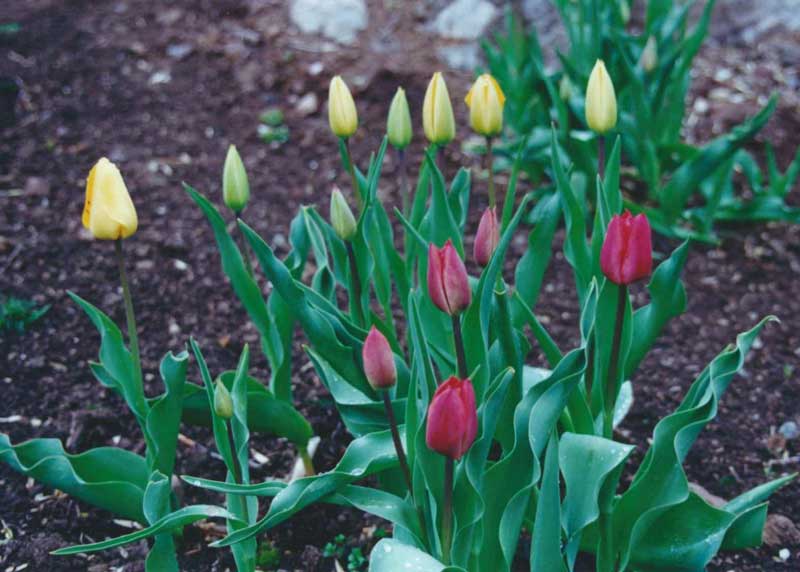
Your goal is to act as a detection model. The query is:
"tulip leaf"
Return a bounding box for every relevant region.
[144,351,188,477]
[613,317,775,571]
[421,149,464,256]
[530,433,566,572]
[0,435,148,522]
[211,429,399,547]
[143,471,179,572]
[369,539,465,572]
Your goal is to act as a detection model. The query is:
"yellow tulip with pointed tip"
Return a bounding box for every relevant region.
[465,74,506,137]
[422,72,455,145]
[328,75,358,138]
[223,144,250,213]
[387,87,412,150]
[585,60,617,135]
[82,158,138,240]
[330,188,357,241]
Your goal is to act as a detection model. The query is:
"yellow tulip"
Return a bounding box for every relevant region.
[422,72,455,145]
[223,144,250,213]
[465,74,506,137]
[82,158,138,240]
[585,60,617,135]
[387,87,412,150]
[330,188,357,241]
[328,75,358,138]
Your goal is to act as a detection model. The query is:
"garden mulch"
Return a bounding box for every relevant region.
[1,1,798,571]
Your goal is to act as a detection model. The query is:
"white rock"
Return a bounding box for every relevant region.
[432,0,498,41]
[290,0,367,45]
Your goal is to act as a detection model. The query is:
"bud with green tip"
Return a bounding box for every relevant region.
[223,144,250,213]
[585,60,617,135]
[214,379,234,420]
[387,87,412,150]
[330,188,357,241]
[639,36,658,73]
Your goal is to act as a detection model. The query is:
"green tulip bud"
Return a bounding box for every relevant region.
[222,144,250,214]
[387,87,412,150]
[640,36,658,73]
[214,379,234,420]
[330,188,357,241]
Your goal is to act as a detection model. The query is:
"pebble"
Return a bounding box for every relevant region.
[779,420,799,440]
[431,0,498,40]
[295,92,319,116]
[290,0,367,45]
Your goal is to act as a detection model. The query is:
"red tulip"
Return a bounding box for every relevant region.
[425,376,478,460]
[474,207,499,267]
[427,240,471,315]
[362,326,397,390]
[600,210,652,285]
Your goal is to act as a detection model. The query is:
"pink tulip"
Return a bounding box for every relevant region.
[362,326,397,390]
[600,210,652,285]
[427,240,471,315]
[425,376,478,460]
[473,207,499,267]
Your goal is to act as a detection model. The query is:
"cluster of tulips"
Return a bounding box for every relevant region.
[2,54,793,572]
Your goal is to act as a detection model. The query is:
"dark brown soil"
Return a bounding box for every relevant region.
[1,1,798,571]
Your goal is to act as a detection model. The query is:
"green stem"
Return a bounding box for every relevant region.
[235,215,254,277]
[451,314,468,379]
[398,148,410,219]
[486,136,496,208]
[299,445,316,476]
[346,241,366,327]
[225,419,249,525]
[598,136,606,182]
[442,457,454,565]
[597,510,615,572]
[345,138,363,212]
[603,285,627,439]
[115,240,142,386]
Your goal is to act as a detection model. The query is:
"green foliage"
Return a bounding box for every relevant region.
[0,295,49,333]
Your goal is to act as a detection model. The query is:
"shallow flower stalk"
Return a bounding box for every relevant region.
[115,239,142,385]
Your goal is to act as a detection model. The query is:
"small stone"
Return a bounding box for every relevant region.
[166,43,193,60]
[308,61,324,76]
[148,71,172,85]
[431,0,498,41]
[295,93,319,116]
[290,0,367,45]
[779,420,799,440]
[764,514,800,546]
[779,548,791,561]
[174,259,189,271]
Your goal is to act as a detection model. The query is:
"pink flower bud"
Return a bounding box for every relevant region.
[600,210,653,285]
[425,376,478,460]
[427,240,471,315]
[473,207,499,267]
[362,326,397,390]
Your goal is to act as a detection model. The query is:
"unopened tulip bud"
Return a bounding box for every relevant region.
[426,376,477,460]
[465,74,505,137]
[639,36,658,73]
[387,87,412,150]
[328,75,358,138]
[222,144,250,213]
[559,75,574,101]
[600,210,652,285]
[427,240,471,316]
[474,207,499,267]
[330,188,357,241]
[214,379,234,420]
[362,326,397,390]
[422,72,456,145]
[82,158,138,240]
[585,60,617,135]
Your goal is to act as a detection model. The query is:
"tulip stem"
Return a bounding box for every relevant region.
[234,215,255,277]
[598,136,606,182]
[346,241,366,328]
[442,457,454,565]
[603,285,627,439]
[115,240,142,386]
[225,418,250,525]
[345,139,363,212]
[398,148,410,219]
[486,136,496,208]
[451,315,468,379]
[299,445,316,476]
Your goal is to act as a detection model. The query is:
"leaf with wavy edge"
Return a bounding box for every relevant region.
[0,435,148,522]
[369,539,466,572]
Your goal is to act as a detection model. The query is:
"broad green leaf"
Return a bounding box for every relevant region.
[145,351,188,477]
[530,433,566,572]
[369,539,465,572]
[143,471,179,572]
[0,435,148,522]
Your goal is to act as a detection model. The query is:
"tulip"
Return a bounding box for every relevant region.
[328,75,358,138]
[465,74,505,137]
[474,207,499,267]
[362,326,397,390]
[600,211,652,285]
[82,158,138,240]
[427,240,471,316]
[330,187,357,241]
[387,87,412,150]
[222,144,250,213]
[426,376,478,460]
[585,60,617,135]
[214,379,234,419]
[422,72,456,145]
[640,36,658,73]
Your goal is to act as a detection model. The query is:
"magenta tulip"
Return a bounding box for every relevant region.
[600,210,652,285]
[474,207,499,267]
[427,240,471,315]
[425,376,478,460]
[362,326,397,390]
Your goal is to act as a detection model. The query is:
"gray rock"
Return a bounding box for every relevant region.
[437,43,480,71]
[431,0,498,41]
[290,0,367,45]
[779,420,799,440]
